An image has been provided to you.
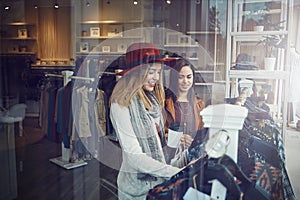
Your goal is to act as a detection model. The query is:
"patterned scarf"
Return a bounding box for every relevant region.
[128,92,166,180]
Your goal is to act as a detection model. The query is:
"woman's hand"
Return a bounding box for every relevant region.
[180,134,193,149]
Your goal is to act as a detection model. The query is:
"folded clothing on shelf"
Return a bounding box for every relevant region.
[232,53,259,70]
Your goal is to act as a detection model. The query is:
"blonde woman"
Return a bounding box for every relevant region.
[110,43,181,200]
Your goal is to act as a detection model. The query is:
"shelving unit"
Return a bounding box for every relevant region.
[226,0,293,139]
[0,22,37,55]
[75,20,144,56]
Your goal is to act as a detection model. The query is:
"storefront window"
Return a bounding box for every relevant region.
[0,1,298,200]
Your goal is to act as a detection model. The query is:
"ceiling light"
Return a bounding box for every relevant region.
[133,0,138,5]
[106,0,110,4]
[54,0,59,9]
[34,5,38,9]
[166,0,171,4]
[4,5,10,10]
[195,0,200,4]
[86,0,90,7]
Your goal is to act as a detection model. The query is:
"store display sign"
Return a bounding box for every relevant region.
[18,28,27,38]
[80,42,89,52]
[90,27,100,37]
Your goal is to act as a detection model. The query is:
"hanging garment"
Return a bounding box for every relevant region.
[71,85,107,161]
[225,97,292,199]
[73,86,106,138]
[250,161,283,200]
[147,154,271,200]
[40,82,51,135]
[239,128,281,169]
[46,85,61,142]
[187,128,209,163]
[226,96,297,200]
[56,81,74,148]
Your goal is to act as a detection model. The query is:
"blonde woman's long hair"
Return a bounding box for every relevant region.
[110,63,165,110]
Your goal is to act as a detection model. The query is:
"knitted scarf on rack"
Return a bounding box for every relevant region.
[128,93,166,180]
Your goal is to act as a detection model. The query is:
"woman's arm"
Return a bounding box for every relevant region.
[110,103,181,178]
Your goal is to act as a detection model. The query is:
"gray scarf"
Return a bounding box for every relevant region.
[128,92,166,180]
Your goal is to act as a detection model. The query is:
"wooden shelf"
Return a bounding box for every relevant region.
[187,31,221,35]
[231,30,288,36]
[0,37,36,40]
[0,22,37,55]
[235,0,283,4]
[31,64,74,67]
[242,8,281,16]
[164,45,199,48]
[195,83,214,86]
[1,22,35,26]
[75,20,143,55]
[77,36,141,39]
[229,70,289,80]
[31,65,75,70]
[0,52,36,55]
[195,70,220,73]
[78,20,142,24]
[76,52,124,55]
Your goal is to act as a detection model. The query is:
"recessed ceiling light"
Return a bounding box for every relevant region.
[54,3,59,9]
[166,0,171,4]
[4,5,10,10]
[133,0,138,5]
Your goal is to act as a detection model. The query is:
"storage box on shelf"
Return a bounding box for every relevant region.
[0,22,37,55]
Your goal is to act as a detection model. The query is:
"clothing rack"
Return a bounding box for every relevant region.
[46,70,95,169]
[45,71,95,84]
[45,74,64,78]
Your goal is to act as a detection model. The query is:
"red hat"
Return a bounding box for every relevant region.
[116,42,177,76]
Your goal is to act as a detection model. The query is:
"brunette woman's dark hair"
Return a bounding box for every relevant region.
[166,58,196,103]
